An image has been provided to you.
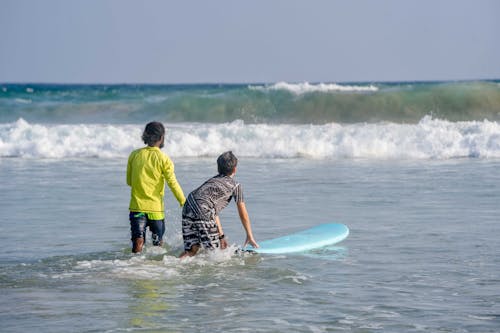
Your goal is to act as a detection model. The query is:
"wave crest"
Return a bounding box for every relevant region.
[1,117,499,160]
[250,82,378,94]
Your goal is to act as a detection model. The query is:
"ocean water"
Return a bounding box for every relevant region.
[1,82,500,332]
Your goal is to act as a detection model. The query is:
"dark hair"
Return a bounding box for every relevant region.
[217,151,238,176]
[142,122,165,146]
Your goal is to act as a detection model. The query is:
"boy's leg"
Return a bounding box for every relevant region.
[198,219,221,250]
[179,219,220,258]
[130,212,147,253]
[149,219,165,246]
[180,216,201,258]
[133,238,144,253]
[179,244,200,258]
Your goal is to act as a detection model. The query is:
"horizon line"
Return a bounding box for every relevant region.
[1,78,499,86]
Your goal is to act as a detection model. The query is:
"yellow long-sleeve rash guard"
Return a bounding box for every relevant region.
[127,146,185,220]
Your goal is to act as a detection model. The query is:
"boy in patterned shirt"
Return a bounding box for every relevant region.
[180,151,259,258]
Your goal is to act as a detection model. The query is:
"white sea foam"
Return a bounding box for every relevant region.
[75,255,181,280]
[1,117,499,160]
[250,81,378,94]
[69,244,242,280]
[0,118,140,158]
[14,98,32,104]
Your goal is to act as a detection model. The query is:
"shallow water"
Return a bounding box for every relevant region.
[1,157,499,332]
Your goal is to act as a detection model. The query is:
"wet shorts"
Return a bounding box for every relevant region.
[129,212,165,246]
[181,215,221,251]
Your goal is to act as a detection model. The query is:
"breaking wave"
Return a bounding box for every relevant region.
[249,81,379,94]
[1,117,499,160]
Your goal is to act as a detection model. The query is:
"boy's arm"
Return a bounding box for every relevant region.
[237,202,259,248]
[215,215,227,249]
[126,154,132,186]
[215,215,224,236]
[163,156,186,206]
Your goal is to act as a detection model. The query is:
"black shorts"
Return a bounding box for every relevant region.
[129,212,165,246]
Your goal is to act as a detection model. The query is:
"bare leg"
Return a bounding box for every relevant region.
[179,244,200,259]
[132,238,144,253]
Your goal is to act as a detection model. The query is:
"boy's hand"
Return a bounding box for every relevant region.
[220,238,228,249]
[244,236,259,248]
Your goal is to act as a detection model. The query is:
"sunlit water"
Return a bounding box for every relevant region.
[1,158,499,332]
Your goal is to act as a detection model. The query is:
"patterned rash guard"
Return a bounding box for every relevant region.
[183,174,244,221]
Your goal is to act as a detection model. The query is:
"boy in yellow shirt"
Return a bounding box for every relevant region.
[127,122,185,253]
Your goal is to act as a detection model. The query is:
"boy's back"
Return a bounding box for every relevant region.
[127,146,184,214]
[185,174,243,221]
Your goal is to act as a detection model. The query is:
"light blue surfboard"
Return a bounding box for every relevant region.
[244,223,349,254]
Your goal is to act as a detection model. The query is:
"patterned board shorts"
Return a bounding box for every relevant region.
[181,215,221,251]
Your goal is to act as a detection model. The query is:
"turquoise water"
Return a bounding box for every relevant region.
[1,81,500,124]
[1,158,499,332]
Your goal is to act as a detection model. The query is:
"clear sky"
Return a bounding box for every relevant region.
[1,0,499,83]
